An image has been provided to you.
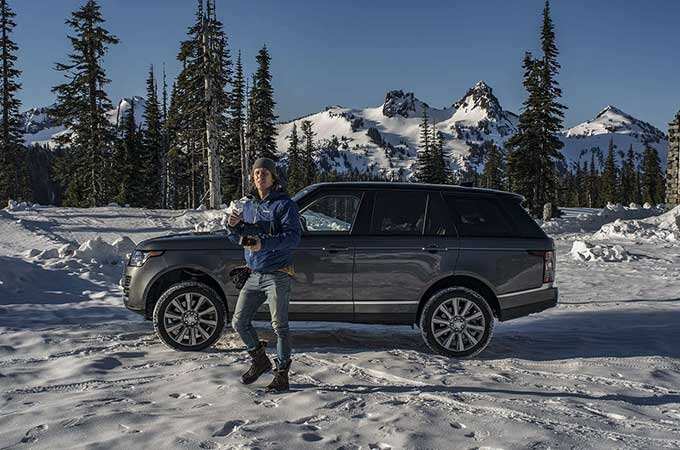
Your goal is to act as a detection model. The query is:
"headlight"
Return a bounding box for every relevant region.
[128,250,164,267]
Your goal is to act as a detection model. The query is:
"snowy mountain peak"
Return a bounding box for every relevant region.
[381,90,428,118]
[452,80,503,120]
[444,80,517,139]
[594,104,637,123]
[561,106,668,168]
[566,105,666,141]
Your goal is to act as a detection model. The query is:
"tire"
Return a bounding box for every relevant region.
[153,281,227,352]
[419,286,495,358]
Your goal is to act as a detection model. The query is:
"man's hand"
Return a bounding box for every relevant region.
[227,212,242,227]
[244,236,262,252]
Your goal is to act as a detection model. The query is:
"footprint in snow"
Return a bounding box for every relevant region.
[118,424,141,434]
[169,392,201,399]
[450,421,467,429]
[368,443,392,450]
[212,419,245,437]
[301,432,323,442]
[20,424,48,443]
[286,415,320,425]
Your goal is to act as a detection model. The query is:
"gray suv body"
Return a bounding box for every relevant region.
[122,182,558,357]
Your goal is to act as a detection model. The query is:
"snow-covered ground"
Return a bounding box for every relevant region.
[1,203,680,449]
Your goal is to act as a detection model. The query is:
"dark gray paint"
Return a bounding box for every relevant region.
[124,182,557,325]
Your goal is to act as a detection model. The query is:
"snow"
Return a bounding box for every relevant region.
[570,240,633,262]
[540,203,664,235]
[1,204,680,449]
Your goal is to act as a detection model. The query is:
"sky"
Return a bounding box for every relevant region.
[11,0,680,130]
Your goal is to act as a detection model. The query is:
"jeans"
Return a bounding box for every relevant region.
[231,271,292,363]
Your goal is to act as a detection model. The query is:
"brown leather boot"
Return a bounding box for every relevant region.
[240,341,272,385]
[265,358,291,392]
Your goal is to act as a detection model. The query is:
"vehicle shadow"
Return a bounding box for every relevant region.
[483,307,680,360]
[291,383,680,406]
[232,306,680,361]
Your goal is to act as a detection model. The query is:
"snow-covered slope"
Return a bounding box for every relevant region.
[22,88,668,177]
[560,105,668,168]
[23,96,147,148]
[1,204,680,449]
[275,81,519,180]
[275,85,668,179]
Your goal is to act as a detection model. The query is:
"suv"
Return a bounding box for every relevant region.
[122,182,557,358]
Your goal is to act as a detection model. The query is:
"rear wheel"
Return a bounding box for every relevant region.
[153,281,226,351]
[419,286,494,358]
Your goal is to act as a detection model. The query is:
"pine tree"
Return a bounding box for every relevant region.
[429,127,451,184]
[165,81,184,209]
[600,138,619,204]
[507,1,566,216]
[250,45,278,161]
[414,108,432,182]
[113,99,142,206]
[167,0,232,209]
[141,66,163,208]
[225,50,245,198]
[51,0,119,207]
[161,64,169,208]
[507,53,542,208]
[641,146,665,204]
[286,123,305,195]
[481,141,506,190]
[620,144,636,205]
[300,120,316,187]
[0,0,28,204]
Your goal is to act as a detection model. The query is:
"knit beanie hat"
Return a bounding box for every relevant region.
[252,157,277,180]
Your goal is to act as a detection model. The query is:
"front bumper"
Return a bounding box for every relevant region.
[120,256,167,318]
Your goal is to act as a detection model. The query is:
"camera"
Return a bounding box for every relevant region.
[239,235,257,247]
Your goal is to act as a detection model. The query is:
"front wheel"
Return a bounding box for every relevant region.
[419,286,495,358]
[153,281,226,351]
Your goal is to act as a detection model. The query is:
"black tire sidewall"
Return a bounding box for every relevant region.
[419,287,494,358]
[153,281,226,352]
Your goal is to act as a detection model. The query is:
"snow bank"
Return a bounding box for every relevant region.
[541,204,664,235]
[25,236,137,265]
[193,213,228,233]
[5,200,33,211]
[592,205,680,242]
[570,240,634,262]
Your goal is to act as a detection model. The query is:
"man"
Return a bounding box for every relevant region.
[227,157,302,392]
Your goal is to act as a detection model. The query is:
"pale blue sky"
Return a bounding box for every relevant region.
[12,0,680,130]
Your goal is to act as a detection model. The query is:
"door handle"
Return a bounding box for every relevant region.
[322,246,349,253]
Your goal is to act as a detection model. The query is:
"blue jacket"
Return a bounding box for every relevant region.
[227,188,302,273]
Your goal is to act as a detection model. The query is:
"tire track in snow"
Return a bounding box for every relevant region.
[300,353,680,449]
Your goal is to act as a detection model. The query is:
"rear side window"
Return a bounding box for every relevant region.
[425,193,457,236]
[500,199,547,239]
[371,191,427,235]
[443,196,515,237]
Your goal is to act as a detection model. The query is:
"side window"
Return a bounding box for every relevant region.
[301,195,360,233]
[425,193,457,236]
[371,191,427,235]
[443,196,515,237]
